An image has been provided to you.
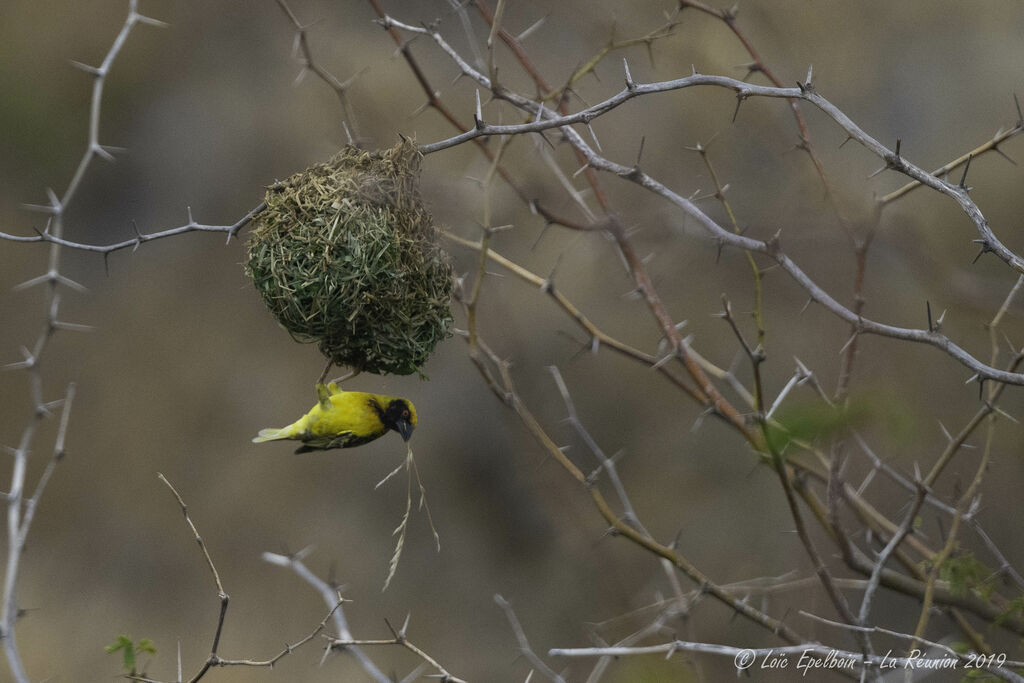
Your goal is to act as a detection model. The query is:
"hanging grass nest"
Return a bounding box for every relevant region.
[246,138,453,376]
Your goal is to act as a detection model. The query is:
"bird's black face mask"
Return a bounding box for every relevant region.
[383,399,415,442]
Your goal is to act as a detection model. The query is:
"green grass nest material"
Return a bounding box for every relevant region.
[246,139,453,376]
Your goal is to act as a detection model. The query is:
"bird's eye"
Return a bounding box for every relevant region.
[402,409,410,418]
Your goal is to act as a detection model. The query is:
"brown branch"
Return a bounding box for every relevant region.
[273,0,364,140]
[911,417,995,651]
[367,0,542,214]
[443,231,706,403]
[387,14,1024,385]
[696,143,766,347]
[432,9,744,434]
[157,474,228,683]
[608,216,759,445]
[373,0,1024,652]
[127,599,345,682]
[474,0,614,214]
[462,333,804,645]
[881,113,1024,204]
[559,17,682,96]
[447,204,1024,640]
[677,0,852,237]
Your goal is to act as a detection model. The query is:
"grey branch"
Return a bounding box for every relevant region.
[2,3,164,681]
[799,611,1024,682]
[273,0,364,141]
[856,481,928,626]
[495,594,566,683]
[262,551,390,683]
[549,639,1024,683]
[379,13,1024,386]
[0,201,264,255]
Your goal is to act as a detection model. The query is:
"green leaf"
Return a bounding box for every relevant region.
[766,393,914,454]
[105,634,137,671]
[105,635,156,672]
[995,595,1024,627]
[939,550,992,599]
[104,635,132,655]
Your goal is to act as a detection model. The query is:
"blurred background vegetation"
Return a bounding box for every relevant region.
[3,0,1024,680]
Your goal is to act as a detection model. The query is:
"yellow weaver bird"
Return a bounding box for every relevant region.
[252,382,416,453]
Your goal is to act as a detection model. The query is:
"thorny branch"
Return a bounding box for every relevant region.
[410,0,1024,574]
[158,475,229,683]
[2,4,164,682]
[449,245,1024,634]
[262,550,391,682]
[495,594,566,683]
[327,615,469,683]
[127,599,345,683]
[142,480,368,683]
[677,0,848,228]
[455,322,806,645]
[0,203,262,262]
[4,2,1024,680]
[273,0,365,142]
[549,639,1024,683]
[382,11,1024,386]
[376,3,1024,676]
[9,10,1022,390]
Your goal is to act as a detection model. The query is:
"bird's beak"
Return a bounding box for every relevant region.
[395,419,414,442]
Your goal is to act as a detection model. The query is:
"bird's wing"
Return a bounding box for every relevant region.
[294,429,379,452]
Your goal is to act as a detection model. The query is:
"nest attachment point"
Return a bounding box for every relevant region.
[246,138,453,377]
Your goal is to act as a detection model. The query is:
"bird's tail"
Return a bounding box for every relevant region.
[252,427,289,443]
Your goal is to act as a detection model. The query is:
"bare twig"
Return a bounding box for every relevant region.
[328,616,468,683]
[676,0,852,236]
[377,14,1024,388]
[444,232,706,404]
[0,201,264,257]
[147,483,376,683]
[547,366,690,678]
[2,4,164,681]
[550,638,1024,683]
[799,610,1024,682]
[127,599,346,682]
[911,412,997,653]
[273,0,365,141]
[462,335,804,644]
[158,474,228,683]
[857,480,928,625]
[262,551,390,682]
[18,384,76,549]
[496,595,566,683]
[881,117,1024,204]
